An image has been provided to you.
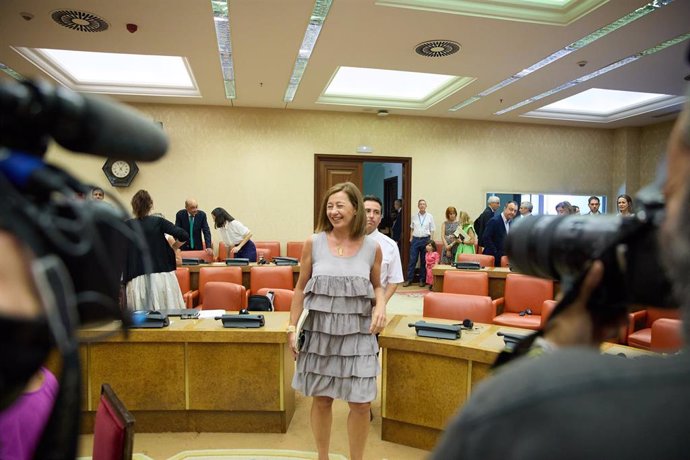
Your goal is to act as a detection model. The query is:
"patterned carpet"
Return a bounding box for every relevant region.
[166,449,347,460]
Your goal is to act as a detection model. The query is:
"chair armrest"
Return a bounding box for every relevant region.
[493,297,504,316]
[627,309,647,336]
[183,290,199,308]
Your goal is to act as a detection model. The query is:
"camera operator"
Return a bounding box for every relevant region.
[432,91,690,458]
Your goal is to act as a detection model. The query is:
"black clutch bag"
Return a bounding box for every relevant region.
[130,310,170,328]
[216,314,265,328]
[408,320,461,340]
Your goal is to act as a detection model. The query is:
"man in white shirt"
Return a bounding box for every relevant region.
[404,198,435,287]
[364,196,404,302]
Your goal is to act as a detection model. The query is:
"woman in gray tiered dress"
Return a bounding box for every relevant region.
[288,182,386,460]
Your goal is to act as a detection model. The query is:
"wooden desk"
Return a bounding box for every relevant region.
[431,265,560,299]
[182,263,300,291]
[378,314,652,450]
[74,312,295,434]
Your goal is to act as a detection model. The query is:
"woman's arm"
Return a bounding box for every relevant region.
[288,237,313,357]
[231,231,253,253]
[466,227,477,245]
[369,246,387,334]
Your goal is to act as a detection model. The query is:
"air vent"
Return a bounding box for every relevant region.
[51,10,109,32]
[415,40,460,58]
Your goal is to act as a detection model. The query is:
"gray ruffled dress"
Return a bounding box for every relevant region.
[292,232,380,403]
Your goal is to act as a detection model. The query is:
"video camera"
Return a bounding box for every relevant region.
[0,78,168,458]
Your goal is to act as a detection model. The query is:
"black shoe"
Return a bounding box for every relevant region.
[419,281,425,287]
[428,284,433,290]
[403,280,412,287]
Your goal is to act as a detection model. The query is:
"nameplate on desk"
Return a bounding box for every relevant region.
[274,256,299,266]
[130,310,170,328]
[408,320,461,340]
[454,261,481,270]
[216,314,265,328]
[182,258,203,266]
[225,258,250,266]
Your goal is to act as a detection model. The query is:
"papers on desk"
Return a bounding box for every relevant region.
[198,309,226,319]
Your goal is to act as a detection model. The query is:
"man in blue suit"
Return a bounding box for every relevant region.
[481,201,517,266]
[175,198,213,256]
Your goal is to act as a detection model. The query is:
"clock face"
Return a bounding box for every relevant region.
[111,160,130,178]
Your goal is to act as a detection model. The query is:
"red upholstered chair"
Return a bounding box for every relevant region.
[435,240,444,260]
[179,249,213,263]
[198,266,243,305]
[500,256,510,268]
[443,271,489,296]
[217,242,229,261]
[456,253,495,268]
[286,241,305,261]
[250,266,294,295]
[254,241,281,262]
[627,307,682,350]
[492,273,554,330]
[423,292,496,323]
[257,287,294,311]
[175,267,199,307]
[650,318,684,353]
[200,281,246,310]
[540,299,557,329]
[93,384,135,460]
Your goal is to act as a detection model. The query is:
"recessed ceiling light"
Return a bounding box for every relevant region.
[211,0,236,100]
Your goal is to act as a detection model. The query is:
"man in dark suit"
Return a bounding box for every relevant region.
[474,196,501,247]
[175,198,213,256]
[481,201,517,266]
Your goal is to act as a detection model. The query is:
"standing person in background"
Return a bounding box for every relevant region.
[364,195,404,303]
[288,182,386,460]
[587,196,602,215]
[441,207,459,265]
[391,199,403,249]
[556,201,574,215]
[425,240,440,289]
[518,201,533,218]
[482,201,517,267]
[91,186,105,201]
[211,207,257,262]
[175,198,213,256]
[617,194,634,216]
[124,190,189,310]
[454,210,478,259]
[475,196,500,247]
[403,199,435,287]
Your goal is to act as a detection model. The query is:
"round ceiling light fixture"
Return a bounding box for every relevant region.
[415,40,460,58]
[51,10,109,32]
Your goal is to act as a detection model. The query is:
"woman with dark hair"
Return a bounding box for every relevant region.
[124,189,189,310]
[617,194,634,216]
[288,182,386,460]
[211,207,257,261]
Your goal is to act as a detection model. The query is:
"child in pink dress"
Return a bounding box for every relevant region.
[425,241,440,289]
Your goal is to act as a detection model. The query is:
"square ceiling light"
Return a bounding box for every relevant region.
[522,88,686,123]
[318,66,475,110]
[12,47,200,97]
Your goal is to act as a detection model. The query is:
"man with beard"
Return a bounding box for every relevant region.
[432,91,690,459]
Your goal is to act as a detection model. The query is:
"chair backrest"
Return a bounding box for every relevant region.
[180,249,213,263]
[435,240,444,260]
[286,241,304,261]
[257,287,294,311]
[198,266,243,303]
[250,266,294,293]
[651,318,684,353]
[217,242,228,261]
[500,256,510,267]
[201,281,246,310]
[423,292,495,323]
[456,253,495,268]
[175,267,191,293]
[503,273,554,314]
[93,384,135,460]
[254,241,281,262]
[443,271,489,296]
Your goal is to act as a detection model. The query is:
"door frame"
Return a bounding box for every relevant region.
[314,154,412,271]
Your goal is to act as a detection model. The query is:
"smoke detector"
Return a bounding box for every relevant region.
[51,10,109,32]
[415,40,460,58]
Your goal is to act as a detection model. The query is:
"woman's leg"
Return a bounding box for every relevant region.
[347,401,371,460]
[311,396,334,460]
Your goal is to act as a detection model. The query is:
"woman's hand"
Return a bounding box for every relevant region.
[288,332,299,359]
[370,305,387,334]
[230,246,240,254]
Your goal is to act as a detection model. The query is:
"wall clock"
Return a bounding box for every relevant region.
[102,159,139,187]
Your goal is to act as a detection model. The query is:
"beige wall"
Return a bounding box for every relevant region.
[45,104,674,254]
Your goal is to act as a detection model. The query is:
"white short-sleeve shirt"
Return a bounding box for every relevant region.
[370,229,404,287]
[218,220,249,246]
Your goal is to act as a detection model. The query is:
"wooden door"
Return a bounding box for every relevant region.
[314,157,363,225]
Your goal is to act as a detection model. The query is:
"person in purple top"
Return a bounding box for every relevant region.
[0,367,59,460]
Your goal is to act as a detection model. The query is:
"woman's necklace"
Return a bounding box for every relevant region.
[331,233,346,256]
[336,246,344,256]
